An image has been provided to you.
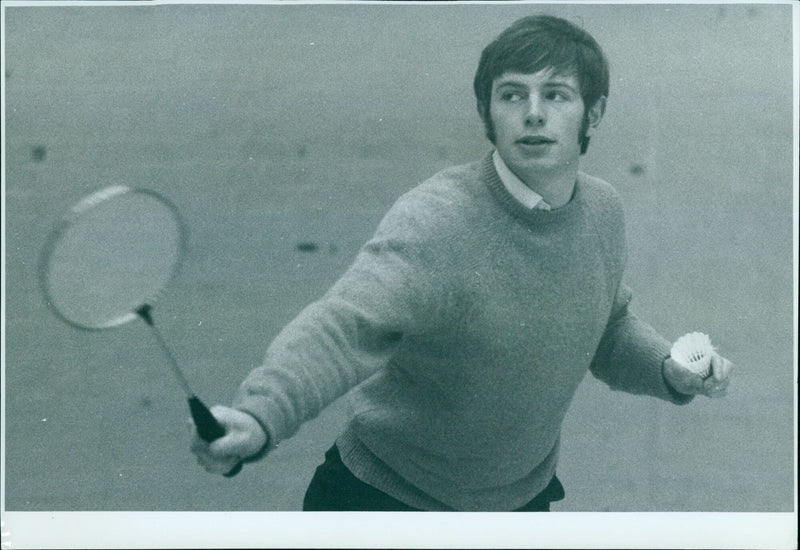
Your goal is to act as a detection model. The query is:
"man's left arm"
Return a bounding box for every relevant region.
[589,283,734,403]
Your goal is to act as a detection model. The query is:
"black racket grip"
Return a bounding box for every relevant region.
[188,396,243,477]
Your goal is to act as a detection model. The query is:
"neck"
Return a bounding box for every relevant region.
[516,164,579,209]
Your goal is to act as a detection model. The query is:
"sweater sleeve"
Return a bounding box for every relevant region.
[232,190,456,449]
[589,282,694,405]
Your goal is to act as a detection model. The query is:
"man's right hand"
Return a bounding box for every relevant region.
[189,406,268,475]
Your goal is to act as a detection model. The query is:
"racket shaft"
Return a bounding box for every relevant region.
[137,307,243,476]
[137,306,194,398]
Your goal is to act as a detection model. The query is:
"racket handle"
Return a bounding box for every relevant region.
[188,396,243,477]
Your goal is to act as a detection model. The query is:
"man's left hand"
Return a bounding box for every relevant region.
[663,353,734,398]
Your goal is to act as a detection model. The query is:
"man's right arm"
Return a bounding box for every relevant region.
[193,189,455,469]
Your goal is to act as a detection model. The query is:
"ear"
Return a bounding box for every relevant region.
[585,96,606,133]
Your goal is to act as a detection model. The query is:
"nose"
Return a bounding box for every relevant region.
[525,96,546,127]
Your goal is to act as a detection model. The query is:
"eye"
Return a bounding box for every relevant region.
[546,90,569,102]
[499,91,525,102]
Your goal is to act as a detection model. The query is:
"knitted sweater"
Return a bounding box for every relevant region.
[234,153,692,511]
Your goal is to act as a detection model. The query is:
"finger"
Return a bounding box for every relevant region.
[704,371,729,389]
[207,430,249,458]
[709,379,728,397]
[664,357,700,395]
[716,355,734,381]
[710,355,726,381]
[210,405,236,426]
[679,368,706,393]
[208,436,234,456]
[188,408,234,450]
[190,427,231,459]
[196,453,240,475]
[702,374,729,398]
[194,444,233,467]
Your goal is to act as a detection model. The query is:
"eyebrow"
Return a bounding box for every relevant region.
[494,80,527,90]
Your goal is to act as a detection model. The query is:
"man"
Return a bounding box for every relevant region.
[190,14,733,511]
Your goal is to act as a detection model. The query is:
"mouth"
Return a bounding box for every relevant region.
[517,136,556,146]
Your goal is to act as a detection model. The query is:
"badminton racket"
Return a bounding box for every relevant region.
[39,185,242,476]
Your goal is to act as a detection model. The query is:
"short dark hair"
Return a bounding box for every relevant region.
[473,15,610,154]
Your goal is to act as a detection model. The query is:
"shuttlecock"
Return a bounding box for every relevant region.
[670,332,715,378]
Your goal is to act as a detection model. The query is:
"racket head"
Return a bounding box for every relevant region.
[39,185,186,330]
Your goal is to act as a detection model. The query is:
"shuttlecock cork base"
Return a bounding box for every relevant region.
[670,332,715,378]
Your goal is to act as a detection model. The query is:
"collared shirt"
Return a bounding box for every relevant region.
[492,150,551,211]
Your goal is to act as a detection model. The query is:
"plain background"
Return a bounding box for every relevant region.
[1,1,796,543]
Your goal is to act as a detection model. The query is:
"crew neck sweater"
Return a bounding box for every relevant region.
[234,153,692,511]
[493,150,550,210]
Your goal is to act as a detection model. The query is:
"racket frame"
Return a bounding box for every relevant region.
[37,185,188,331]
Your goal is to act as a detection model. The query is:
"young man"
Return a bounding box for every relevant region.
[190,14,733,511]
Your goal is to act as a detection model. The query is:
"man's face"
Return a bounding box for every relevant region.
[489,69,604,184]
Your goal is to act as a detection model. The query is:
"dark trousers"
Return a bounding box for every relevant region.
[303,444,565,511]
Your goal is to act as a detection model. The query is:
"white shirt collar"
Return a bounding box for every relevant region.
[492,150,551,211]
